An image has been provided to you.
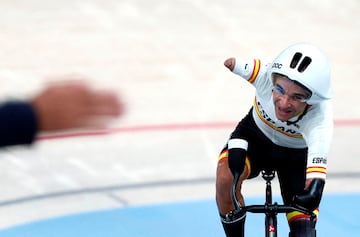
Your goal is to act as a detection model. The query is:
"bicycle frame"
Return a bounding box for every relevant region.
[228,170,317,237]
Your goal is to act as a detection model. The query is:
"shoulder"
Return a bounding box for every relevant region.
[307,100,333,120]
[300,100,333,132]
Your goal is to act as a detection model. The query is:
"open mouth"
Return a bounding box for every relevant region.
[276,106,293,119]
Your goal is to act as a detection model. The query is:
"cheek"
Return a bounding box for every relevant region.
[272,94,280,105]
[297,104,308,112]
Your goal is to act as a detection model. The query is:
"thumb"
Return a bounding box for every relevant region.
[224,58,236,71]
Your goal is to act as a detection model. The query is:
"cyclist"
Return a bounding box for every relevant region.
[216,43,333,237]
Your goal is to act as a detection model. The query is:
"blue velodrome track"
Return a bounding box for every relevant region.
[0,193,358,237]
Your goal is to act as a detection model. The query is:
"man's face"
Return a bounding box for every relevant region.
[272,75,310,122]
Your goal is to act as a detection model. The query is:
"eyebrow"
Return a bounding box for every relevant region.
[274,83,309,98]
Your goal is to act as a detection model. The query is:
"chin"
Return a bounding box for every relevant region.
[275,113,291,122]
[275,109,294,122]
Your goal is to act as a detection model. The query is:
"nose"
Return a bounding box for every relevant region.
[278,94,292,107]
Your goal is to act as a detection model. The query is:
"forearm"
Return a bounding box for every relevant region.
[0,102,38,147]
[224,57,263,85]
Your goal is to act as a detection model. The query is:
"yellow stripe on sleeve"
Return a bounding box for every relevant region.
[286,209,319,223]
[217,149,252,179]
[248,59,260,84]
[306,167,327,175]
[218,150,228,161]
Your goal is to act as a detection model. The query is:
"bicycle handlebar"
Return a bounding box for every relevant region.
[229,171,316,220]
[243,203,314,216]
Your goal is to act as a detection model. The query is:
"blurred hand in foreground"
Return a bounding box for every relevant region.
[31,80,124,131]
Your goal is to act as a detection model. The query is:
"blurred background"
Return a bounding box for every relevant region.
[0,0,359,236]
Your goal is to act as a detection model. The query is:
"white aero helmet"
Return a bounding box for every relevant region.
[269,43,332,104]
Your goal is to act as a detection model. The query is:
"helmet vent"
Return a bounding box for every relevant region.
[290,52,312,73]
[290,52,302,69]
[298,56,312,73]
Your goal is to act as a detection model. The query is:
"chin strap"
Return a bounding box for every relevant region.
[286,105,310,126]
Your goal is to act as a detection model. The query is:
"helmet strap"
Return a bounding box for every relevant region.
[286,105,310,126]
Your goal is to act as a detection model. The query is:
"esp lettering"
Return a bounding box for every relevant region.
[312,157,327,164]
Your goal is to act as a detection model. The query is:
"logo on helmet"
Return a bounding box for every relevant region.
[272,63,283,69]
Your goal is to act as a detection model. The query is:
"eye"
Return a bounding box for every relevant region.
[274,84,285,95]
[292,94,308,102]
